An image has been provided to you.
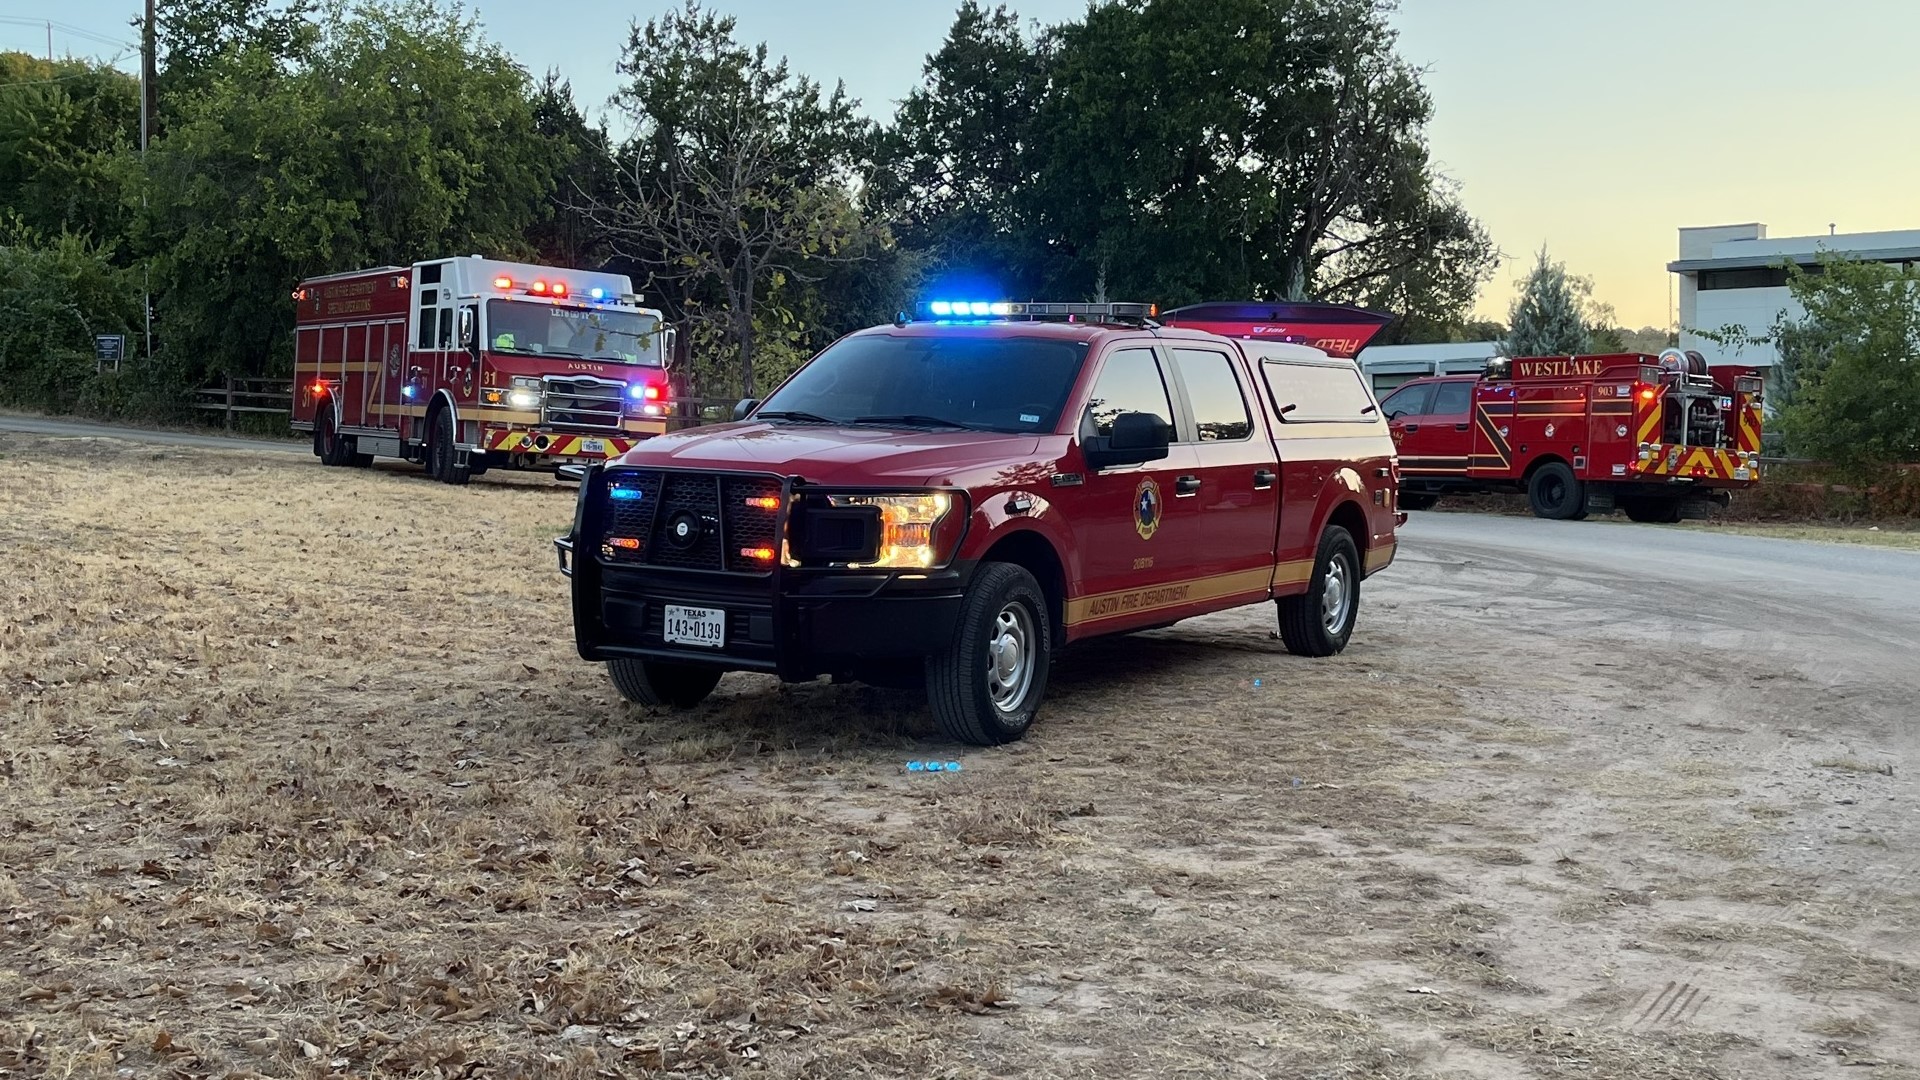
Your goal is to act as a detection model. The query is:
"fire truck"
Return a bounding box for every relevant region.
[290,257,678,483]
[555,299,1404,745]
[1383,348,1764,521]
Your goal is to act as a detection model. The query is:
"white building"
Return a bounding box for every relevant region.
[1356,341,1499,394]
[1669,224,1920,369]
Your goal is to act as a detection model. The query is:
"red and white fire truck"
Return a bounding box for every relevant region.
[1383,349,1765,521]
[291,257,678,483]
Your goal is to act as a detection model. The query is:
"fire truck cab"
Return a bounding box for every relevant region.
[291,257,677,483]
[1385,349,1764,521]
[556,300,1404,745]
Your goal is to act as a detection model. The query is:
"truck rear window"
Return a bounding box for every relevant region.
[758,334,1088,432]
[1261,360,1379,424]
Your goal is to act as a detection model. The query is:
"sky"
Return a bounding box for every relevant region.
[9,0,1919,328]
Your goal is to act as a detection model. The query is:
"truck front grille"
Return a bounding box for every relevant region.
[601,469,782,574]
[543,375,626,431]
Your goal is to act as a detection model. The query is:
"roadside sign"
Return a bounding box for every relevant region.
[95,334,126,371]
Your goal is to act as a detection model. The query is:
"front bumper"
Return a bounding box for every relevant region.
[554,466,967,679]
[484,422,668,460]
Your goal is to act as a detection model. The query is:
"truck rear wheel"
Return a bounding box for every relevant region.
[1622,497,1683,524]
[427,407,471,486]
[926,562,1051,746]
[1278,527,1360,657]
[315,408,352,467]
[608,658,722,708]
[1527,461,1585,519]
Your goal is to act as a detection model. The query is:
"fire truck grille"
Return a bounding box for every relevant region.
[602,470,782,575]
[543,376,626,431]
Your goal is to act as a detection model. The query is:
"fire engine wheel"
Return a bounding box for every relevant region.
[1527,461,1586,520]
[427,407,471,486]
[314,409,352,467]
[1399,492,1439,511]
[607,658,723,709]
[1622,497,1683,524]
[1278,527,1360,658]
[926,562,1051,746]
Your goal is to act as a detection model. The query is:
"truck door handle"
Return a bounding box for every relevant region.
[1455,423,1470,431]
[1175,475,1202,496]
[1253,468,1275,489]
[1402,424,1420,432]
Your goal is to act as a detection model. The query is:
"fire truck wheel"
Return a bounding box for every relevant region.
[427,407,471,486]
[926,562,1051,746]
[1622,497,1683,524]
[1526,461,1585,520]
[1399,493,1438,511]
[314,409,352,467]
[607,658,722,708]
[1278,527,1360,657]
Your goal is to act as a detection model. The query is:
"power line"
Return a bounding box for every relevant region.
[0,16,136,51]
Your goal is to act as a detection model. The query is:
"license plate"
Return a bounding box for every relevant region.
[581,438,606,455]
[663,605,725,648]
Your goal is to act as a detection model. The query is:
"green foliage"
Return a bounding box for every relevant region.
[0,224,155,413]
[0,54,139,247]
[1758,256,1920,469]
[135,0,556,382]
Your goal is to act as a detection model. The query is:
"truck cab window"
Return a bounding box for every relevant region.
[1380,383,1433,420]
[1429,380,1471,415]
[437,308,454,349]
[1170,348,1251,441]
[1084,347,1173,437]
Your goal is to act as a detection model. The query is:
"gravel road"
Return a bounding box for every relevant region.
[0,412,306,455]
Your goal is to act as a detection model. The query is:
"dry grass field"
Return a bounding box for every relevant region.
[3,434,1917,1079]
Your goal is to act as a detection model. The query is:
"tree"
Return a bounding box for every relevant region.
[135,0,557,382]
[591,1,881,396]
[1505,246,1599,356]
[0,54,140,247]
[526,71,615,269]
[880,0,1496,322]
[1710,255,1920,469]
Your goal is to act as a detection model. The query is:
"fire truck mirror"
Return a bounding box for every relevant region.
[663,326,679,367]
[1483,357,1511,381]
[457,307,474,347]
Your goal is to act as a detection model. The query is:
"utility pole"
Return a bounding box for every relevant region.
[142,0,158,362]
[46,21,53,62]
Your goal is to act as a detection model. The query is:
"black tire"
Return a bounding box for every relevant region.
[1399,492,1439,511]
[607,658,722,708]
[427,407,470,486]
[349,451,374,468]
[925,562,1051,746]
[1622,497,1683,524]
[1278,527,1361,657]
[1527,461,1585,520]
[315,408,352,467]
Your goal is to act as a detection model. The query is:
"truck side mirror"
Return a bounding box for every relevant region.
[661,327,678,367]
[457,307,474,347]
[732,398,760,422]
[1084,411,1171,471]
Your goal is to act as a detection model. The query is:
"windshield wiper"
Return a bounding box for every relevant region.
[851,413,974,429]
[755,410,838,424]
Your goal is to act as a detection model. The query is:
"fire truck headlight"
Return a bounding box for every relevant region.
[509,390,540,410]
[825,492,962,569]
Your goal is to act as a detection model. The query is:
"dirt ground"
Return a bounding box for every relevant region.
[2,435,1916,1079]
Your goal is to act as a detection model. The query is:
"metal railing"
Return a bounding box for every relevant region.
[194,377,292,429]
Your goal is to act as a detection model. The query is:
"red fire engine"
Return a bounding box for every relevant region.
[291,257,678,483]
[1383,349,1764,521]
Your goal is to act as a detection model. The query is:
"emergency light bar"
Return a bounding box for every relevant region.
[914,300,1159,324]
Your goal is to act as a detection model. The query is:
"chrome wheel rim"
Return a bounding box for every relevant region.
[986,602,1037,712]
[1321,553,1353,635]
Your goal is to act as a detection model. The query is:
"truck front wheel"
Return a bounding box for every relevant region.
[608,658,722,708]
[1527,462,1585,519]
[427,407,471,486]
[926,562,1051,745]
[1278,527,1360,657]
[315,408,352,467]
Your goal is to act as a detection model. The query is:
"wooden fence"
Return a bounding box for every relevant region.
[194,377,293,430]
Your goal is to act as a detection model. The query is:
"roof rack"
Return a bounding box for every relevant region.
[912,300,1160,326]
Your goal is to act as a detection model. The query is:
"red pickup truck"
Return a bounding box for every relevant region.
[556,301,1404,744]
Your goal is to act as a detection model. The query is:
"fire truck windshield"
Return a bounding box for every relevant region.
[485,300,662,365]
[756,333,1088,433]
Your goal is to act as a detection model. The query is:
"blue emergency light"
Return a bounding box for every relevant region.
[609,486,644,501]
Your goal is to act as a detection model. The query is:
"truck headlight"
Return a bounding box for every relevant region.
[827,492,960,568]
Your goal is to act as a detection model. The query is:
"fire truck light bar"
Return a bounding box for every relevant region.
[916,301,1158,322]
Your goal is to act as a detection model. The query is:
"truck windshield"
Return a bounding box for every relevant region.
[756,333,1088,433]
[486,300,662,365]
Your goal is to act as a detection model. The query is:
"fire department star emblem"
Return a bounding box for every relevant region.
[1134,478,1162,540]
